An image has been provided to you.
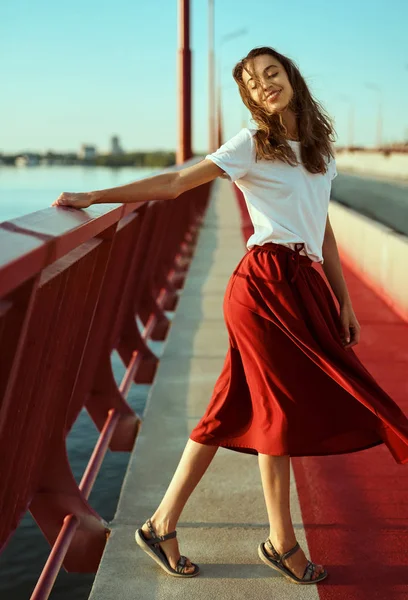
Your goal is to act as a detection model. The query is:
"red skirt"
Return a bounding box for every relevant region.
[189,241,408,463]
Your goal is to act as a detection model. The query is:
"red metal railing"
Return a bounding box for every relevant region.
[0,160,210,599]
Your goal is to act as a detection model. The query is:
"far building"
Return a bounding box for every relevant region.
[111,135,124,155]
[78,144,97,160]
[15,153,40,167]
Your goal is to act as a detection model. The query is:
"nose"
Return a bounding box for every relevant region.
[262,80,277,98]
[261,77,276,93]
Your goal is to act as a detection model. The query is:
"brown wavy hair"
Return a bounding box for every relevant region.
[232,46,337,175]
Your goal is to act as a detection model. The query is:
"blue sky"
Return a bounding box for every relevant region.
[1,0,407,154]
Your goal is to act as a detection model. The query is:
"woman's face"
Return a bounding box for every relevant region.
[242,54,293,114]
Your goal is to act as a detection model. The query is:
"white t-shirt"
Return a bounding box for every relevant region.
[205,127,337,264]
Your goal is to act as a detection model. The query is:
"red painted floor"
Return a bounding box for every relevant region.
[292,258,408,599]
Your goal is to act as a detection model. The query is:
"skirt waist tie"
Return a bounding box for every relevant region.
[252,241,313,282]
[289,242,306,283]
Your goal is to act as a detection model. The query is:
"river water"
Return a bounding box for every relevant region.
[0,164,157,221]
[0,165,160,599]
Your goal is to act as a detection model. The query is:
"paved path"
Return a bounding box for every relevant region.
[88,179,319,599]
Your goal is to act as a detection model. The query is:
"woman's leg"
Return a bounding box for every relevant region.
[141,438,218,573]
[258,453,325,580]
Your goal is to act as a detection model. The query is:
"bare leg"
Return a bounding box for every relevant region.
[141,438,218,573]
[258,454,325,580]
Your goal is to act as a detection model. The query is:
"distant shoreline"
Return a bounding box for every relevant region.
[0,151,178,169]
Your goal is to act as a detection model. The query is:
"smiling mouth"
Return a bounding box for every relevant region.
[266,90,281,102]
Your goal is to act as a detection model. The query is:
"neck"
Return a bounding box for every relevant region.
[279,107,299,140]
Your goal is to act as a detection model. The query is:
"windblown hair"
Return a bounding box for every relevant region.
[232,46,337,175]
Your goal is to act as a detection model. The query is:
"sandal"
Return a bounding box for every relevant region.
[258,538,328,584]
[135,518,200,578]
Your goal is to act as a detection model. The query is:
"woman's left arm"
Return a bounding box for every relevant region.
[321,214,361,349]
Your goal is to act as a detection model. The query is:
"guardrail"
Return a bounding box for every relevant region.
[0,160,210,599]
[327,201,408,322]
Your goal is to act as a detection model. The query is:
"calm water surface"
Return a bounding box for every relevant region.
[0,165,161,599]
[0,164,157,221]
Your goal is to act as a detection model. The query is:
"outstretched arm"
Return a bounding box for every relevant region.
[51,159,225,209]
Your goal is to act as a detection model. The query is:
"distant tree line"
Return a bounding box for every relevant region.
[0,151,176,168]
[95,151,175,167]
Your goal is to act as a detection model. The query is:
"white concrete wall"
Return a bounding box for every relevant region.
[336,151,408,181]
[328,201,408,322]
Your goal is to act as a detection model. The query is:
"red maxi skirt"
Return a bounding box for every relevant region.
[189,241,408,464]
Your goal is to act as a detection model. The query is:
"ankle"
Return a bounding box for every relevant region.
[268,533,297,553]
[150,513,178,533]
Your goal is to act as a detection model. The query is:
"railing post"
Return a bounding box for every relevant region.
[177,0,192,164]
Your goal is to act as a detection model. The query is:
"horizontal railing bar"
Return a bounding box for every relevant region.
[30,515,80,600]
[119,351,142,399]
[79,409,122,501]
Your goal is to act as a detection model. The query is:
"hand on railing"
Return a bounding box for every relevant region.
[51,191,93,209]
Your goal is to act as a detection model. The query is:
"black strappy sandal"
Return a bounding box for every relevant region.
[135,518,200,578]
[258,538,328,584]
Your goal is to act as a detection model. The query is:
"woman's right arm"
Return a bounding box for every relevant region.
[51,159,225,209]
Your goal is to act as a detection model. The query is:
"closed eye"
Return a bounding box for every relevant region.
[250,72,278,90]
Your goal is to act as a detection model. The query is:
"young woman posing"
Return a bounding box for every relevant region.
[52,46,408,585]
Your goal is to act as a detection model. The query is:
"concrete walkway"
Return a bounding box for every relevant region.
[88,180,318,600]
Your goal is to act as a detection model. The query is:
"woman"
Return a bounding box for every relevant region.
[52,46,408,585]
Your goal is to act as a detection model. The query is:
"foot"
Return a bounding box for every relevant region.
[264,538,325,581]
[141,518,196,575]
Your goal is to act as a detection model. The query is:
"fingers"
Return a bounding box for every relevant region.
[52,193,77,207]
[342,326,359,349]
[51,192,91,209]
[341,322,351,345]
[51,193,67,207]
